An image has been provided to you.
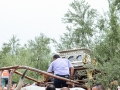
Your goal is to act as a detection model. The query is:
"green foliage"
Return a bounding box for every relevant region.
[54,0,98,51]
[91,0,120,89]
[25,33,52,80]
[53,26,75,51]
[27,33,51,70]
[0,33,52,83]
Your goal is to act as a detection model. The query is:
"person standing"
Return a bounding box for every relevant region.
[47,54,74,88]
[1,70,10,88]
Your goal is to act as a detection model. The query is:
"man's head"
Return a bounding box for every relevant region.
[46,84,56,90]
[53,54,60,60]
[92,83,105,90]
[60,87,70,90]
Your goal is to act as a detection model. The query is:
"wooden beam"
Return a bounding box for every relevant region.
[0,66,80,84]
[0,66,19,70]
[14,71,39,83]
[7,69,14,90]
[18,66,79,84]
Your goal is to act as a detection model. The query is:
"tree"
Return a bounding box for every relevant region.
[0,35,20,67]
[91,0,120,89]
[27,33,51,69]
[54,26,75,51]
[59,0,98,49]
[2,35,20,55]
[0,34,52,82]
[26,33,52,79]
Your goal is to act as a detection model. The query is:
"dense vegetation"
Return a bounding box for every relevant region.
[0,34,52,83]
[0,0,120,89]
[54,0,120,89]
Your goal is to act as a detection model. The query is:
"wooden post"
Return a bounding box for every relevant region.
[0,70,3,90]
[7,69,14,90]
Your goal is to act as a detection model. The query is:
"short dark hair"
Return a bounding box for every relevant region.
[93,83,105,90]
[53,54,60,59]
[46,84,56,90]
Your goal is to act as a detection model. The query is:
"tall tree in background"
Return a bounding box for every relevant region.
[92,0,120,62]
[27,33,51,80]
[91,0,120,89]
[28,33,51,71]
[55,0,98,51]
[54,26,74,51]
[2,35,20,55]
[0,35,20,67]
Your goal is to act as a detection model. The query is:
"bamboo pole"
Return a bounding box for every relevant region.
[14,71,39,83]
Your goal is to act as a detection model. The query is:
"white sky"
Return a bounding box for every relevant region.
[0,0,108,52]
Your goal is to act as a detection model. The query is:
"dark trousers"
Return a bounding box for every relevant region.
[54,75,69,88]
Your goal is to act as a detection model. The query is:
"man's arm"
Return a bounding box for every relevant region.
[68,60,74,79]
[44,63,53,82]
[44,72,54,82]
[70,67,74,79]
